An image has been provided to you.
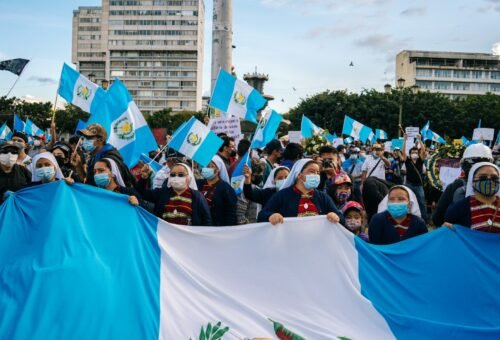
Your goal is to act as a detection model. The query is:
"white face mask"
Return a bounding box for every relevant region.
[0,153,18,167]
[33,140,41,147]
[169,176,188,191]
[410,153,419,160]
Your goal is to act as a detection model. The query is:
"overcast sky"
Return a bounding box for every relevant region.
[0,0,499,113]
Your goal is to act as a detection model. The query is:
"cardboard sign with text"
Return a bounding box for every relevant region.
[208,117,242,145]
[472,128,495,141]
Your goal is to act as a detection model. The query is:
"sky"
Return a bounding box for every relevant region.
[0,0,499,113]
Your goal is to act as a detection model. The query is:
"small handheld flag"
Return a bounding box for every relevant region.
[230,151,252,195]
[0,58,29,76]
[300,115,322,139]
[251,110,283,149]
[0,122,12,140]
[376,129,388,140]
[210,69,266,124]
[342,115,372,143]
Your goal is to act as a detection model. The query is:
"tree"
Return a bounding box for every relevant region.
[146,108,205,134]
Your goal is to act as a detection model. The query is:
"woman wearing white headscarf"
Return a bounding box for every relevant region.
[196,155,237,226]
[445,162,499,233]
[369,185,428,245]
[30,152,73,185]
[257,159,343,225]
[134,162,212,226]
[243,165,289,207]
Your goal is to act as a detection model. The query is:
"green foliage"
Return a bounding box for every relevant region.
[146,108,205,134]
[190,321,229,340]
[284,90,500,139]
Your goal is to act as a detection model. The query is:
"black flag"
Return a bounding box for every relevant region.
[0,58,30,76]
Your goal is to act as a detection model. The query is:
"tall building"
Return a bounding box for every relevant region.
[396,50,500,99]
[72,0,205,115]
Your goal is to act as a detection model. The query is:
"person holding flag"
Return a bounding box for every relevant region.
[257,159,343,225]
[261,139,284,183]
[196,155,237,226]
[243,165,290,207]
[0,142,31,203]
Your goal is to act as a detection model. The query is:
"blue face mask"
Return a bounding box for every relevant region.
[82,138,96,152]
[201,167,216,180]
[303,174,320,190]
[36,167,56,182]
[275,179,286,190]
[94,173,111,188]
[387,202,409,219]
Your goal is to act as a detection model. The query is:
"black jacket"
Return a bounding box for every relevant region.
[432,178,465,227]
[197,179,237,226]
[0,165,31,203]
[243,183,277,207]
[369,212,428,245]
[362,177,393,223]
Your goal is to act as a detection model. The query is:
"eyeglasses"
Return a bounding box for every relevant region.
[170,173,186,178]
[474,175,500,183]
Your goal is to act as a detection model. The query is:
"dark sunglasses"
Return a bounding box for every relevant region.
[170,173,186,178]
[474,175,500,183]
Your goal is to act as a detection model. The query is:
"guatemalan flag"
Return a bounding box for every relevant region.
[168,116,223,167]
[421,120,430,137]
[24,118,44,137]
[13,113,25,132]
[344,136,353,144]
[74,119,88,135]
[210,69,266,124]
[230,151,252,195]
[300,115,322,138]
[250,110,283,149]
[376,129,388,140]
[342,115,372,143]
[58,63,105,114]
[2,182,499,339]
[426,129,446,144]
[87,79,158,168]
[0,122,12,140]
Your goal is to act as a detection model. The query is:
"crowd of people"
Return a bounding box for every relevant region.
[1,121,499,244]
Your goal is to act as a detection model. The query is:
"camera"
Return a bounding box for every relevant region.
[322,159,333,169]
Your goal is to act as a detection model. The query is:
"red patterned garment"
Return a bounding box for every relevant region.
[162,189,193,225]
[469,196,500,233]
[200,182,217,208]
[293,186,319,217]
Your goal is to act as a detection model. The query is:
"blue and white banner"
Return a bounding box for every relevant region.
[168,116,223,167]
[87,79,158,168]
[0,122,12,140]
[342,115,372,143]
[344,136,353,144]
[13,113,25,132]
[376,129,388,140]
[24,118,44,137]
[251,110,283,149]
[230,151,251,195]
[58,63,105,114]
[420,120,430,137]
[210,69,266,124]
[425,129,446,144]
[300,115,322,138]
[139,153,162,173]
[1,182,499,339]
[368,129,377,144]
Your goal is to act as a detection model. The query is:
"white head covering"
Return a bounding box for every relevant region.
[102,158,126,187]
[263,166,290,189]
[167,162,198,190]
[377,185,421,217]
[465,162,500,198]
[211,155,230,184]
[280,158,313,191]
[31,152,64,182]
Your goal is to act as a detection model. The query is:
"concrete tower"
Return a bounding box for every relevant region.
[211,0,233,93]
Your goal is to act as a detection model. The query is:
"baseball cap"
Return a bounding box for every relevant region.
[0,141,21,154]
[78,123,107,139]
[342,201,365,215]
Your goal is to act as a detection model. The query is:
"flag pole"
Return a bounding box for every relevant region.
[51,77,62,122]
[5,66,28,97]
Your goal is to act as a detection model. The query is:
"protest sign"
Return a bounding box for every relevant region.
[208,117,242,145]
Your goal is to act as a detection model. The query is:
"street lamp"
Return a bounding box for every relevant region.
[88,72,96,83]
[397,78,405,137]
[410,84,420,95]
[384,84,392,94]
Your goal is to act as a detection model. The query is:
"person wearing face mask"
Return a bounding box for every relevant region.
[77,123,136,187]
[217,136,236,170]
[341,201,369,241]
[261,139,284,184]
[257,159,343,225]
[444,162,499,233]
[28,135,46,158]
[0,142,31,202]
[29,152,74,186]
[361,143,391,185]
[51,142,82,182]
[243,165,290,207]
[318,145,342,191]
[327,172,353,211]
[402,133,428,222]
[134,162,212,226]
[11,131,32,166]
[369,185,427,245]
[386,147,405,185]
[196,155,237,226]
[341,147,364,202]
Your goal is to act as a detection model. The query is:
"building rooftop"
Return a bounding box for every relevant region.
[398,50,500,61]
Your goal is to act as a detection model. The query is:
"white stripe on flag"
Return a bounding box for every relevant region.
[72,74,98,113]
[351,121,363,140]
[178,119,206,158]
[108,102,147,150]
[226,79,253,120]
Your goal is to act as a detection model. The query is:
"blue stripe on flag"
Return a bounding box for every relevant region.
[192,131,224,167]
[58,63,80,104]
[209,69,235,113]
[168,117,196,151]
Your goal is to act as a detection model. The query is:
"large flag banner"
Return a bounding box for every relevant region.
[74,119,88,135]
[300,115,322,139]
[87,79,158,168]
[0,122,12,140]
[342,115,372,143]
[0,58,29,75]
[13,113,25,131]
[1,182,499,339]
[168,116,223,167]
[230,151,252,195]
[58,63,105,114]
[251,110,283,149]
[210,69,266,124]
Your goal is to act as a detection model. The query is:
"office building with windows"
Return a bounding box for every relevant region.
[396,50,500,99]
[72,0,204,115]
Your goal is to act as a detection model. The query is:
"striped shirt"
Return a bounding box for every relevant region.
[470,196,500,233]
[293,186,319,218]
[162,189,193,226]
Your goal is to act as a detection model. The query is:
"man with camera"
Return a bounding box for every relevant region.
[318,145,342,191]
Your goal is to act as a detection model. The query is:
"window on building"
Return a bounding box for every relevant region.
[434,69,452,78]
[434,81,451,90]
[416,68,432,77]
